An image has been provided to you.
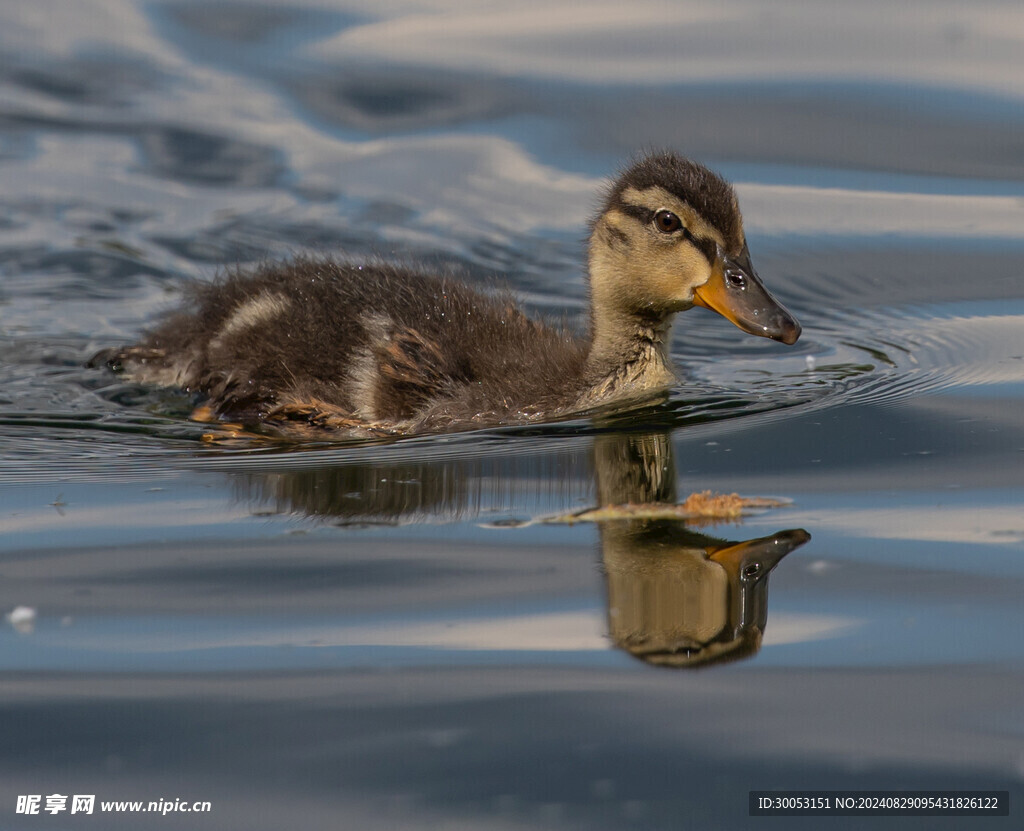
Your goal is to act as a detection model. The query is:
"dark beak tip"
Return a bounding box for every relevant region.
[766,528,812,557]
[781,528,812,547]
[777,318,801,345]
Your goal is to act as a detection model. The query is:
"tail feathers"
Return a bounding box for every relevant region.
[87,345,193,391]
[86,346,167,372]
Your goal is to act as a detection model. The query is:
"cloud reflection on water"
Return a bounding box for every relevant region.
[315,0,1024,97]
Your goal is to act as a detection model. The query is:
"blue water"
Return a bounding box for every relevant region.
[2,2,1024,829]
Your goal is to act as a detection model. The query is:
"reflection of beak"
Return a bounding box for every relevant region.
[709,528,811,635]
[693,246,801,345]
[707,528,810,577]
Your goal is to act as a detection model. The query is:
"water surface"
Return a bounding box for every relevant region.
[2,2,1023,829]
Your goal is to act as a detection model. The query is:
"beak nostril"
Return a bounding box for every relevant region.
[726,271,746,289]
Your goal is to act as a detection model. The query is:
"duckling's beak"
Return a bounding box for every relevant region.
[693,246,801,344]
[707,528,811,578]
[708,528,811,633]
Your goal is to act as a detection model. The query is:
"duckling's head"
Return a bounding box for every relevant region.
[589,152,800,345]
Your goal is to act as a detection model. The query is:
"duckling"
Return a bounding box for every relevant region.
[95,152,801,436]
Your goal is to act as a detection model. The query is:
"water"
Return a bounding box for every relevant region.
[2,2,1024,828]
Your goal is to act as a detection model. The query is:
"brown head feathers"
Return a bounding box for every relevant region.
[601,152,744,254]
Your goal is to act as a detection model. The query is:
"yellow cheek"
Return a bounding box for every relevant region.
[637,240,712,310]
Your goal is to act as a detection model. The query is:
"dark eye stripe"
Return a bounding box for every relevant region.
[617,204,655,225]
[690,234,717,264]
[616,205,716,264]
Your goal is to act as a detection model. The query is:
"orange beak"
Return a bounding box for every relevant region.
[707,528,811,577]
[708,528,811,634]
[693,246,801,345]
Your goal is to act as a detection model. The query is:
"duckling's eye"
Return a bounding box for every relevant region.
[653,210,682,234]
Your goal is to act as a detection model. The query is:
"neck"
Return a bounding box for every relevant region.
[579,306,676,408]
[579,223,680,409]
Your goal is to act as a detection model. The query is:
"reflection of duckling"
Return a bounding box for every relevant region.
[95,153,800,435]
[229,429,808,667]
[603,526,808,668]
[593,432,809,668]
